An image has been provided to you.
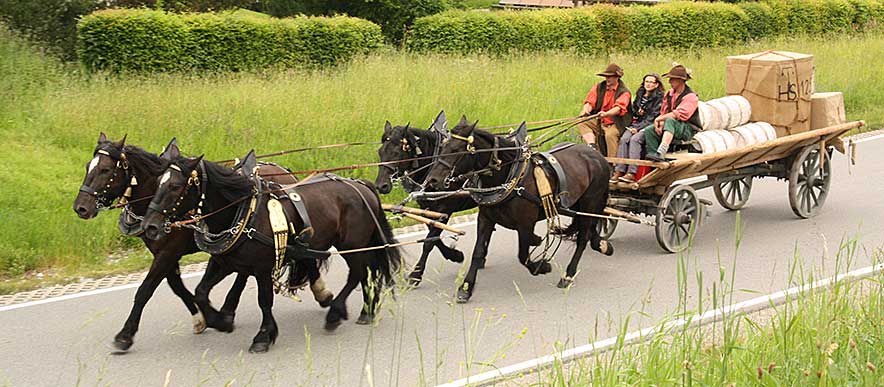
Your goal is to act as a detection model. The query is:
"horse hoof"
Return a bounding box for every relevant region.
[192,311,207,334]
[456,288,472,304]
[530,261,552,276]
[445,250,465,263]
[356,311,374,325]
[324,319,342,331]
[407,271,423,287]
[317,292,334,308]
[601,240,615,256]
[112,336,133,352]
[248,341,272,354]
[557,277,573,289]
[210,313,235,333]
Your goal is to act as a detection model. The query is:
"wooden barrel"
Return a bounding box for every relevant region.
[693,130,738,154]
[698,96,752,131]
[729,122,777,148]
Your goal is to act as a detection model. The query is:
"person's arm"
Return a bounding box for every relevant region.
[580,87,599,116]
[602,92,630,118]
[671,93,699,121]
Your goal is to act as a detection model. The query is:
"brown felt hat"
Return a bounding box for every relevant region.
[596,63,624,78]
[663,64,692,80]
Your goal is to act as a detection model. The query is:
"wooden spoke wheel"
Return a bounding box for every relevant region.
[655,185,700,253]
[788,145,831,219]
[713,176,753,210]
[596,217,618,240]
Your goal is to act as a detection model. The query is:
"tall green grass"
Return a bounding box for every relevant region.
[528,230,884,386]
[1,25,883,285]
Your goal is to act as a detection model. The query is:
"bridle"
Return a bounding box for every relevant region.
[441,131,508,187]
[79,148,136,211]
[148,162,207,232]
[382,128,440,191]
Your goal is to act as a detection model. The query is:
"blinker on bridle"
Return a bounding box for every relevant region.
[151,163,205,220]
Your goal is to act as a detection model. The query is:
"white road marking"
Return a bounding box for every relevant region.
[437,262,884,387]
[849,131,884,144]
[0,220,478,312]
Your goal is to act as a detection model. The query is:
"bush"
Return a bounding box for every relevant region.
[259,0,454,44]
[407,0,883,54]
[0,0,261,60]
[0,0,99,60]
[77,9,384,72]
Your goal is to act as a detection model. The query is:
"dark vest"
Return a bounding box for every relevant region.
[590,80,633,133]
[664,85,702,129]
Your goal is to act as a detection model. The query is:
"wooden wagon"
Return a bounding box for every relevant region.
[598,121,864,253]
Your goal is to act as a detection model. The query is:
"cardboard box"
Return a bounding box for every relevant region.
[811,92,846,129]
[726,51,814,137]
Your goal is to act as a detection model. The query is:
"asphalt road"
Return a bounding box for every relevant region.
[2,138,883,387]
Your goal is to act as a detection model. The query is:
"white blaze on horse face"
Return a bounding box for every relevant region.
[88,156,100,175]
[159,171,172,186]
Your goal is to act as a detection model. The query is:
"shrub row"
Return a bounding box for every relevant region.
[77,9,384,72]
[407,0,884,54]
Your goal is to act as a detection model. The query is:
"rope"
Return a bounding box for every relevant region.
[215,141,381,165]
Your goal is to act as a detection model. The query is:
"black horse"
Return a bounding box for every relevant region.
[424,117,614,303]
[142,152,401,353]
[374,112,474,286]
[73,134,333,351]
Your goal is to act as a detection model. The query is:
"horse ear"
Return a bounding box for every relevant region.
[187,155,204,170]
[405,121,411,130]
[513,121,528,145]
[115,134,127,148]
[98,132,108,143]
[384,121,393,135]
[239,149,257,177]
[470,120,479,132]
[458,115,469,127]
[431,110,448,136]
[160,138,180,161]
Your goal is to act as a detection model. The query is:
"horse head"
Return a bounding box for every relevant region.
[424,115,484,190]
[73,132,129,219]
[142,154,204,240]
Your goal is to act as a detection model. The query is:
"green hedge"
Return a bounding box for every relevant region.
[77,9,384,72]
[407,0,884,54]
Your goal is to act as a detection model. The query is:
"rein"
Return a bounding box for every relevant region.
[215,141,381,165]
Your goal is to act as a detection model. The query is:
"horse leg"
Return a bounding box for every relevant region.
[112,254,179,351]
[325,261,362,331]
[164,264,205,334]
[518,228,552,276]
[307,261,334,308]
[558,216,593,288]
[457,214,495,303]
[357,256,386,325]
[195,259,235,333]
[433,219,465,263]
[218,273,249,325]
[408,226,443,287]
[248,272,279,353]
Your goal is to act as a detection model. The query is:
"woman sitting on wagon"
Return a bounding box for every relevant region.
[610,73,665,183]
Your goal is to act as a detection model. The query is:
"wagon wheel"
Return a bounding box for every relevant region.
[713,176,753,210]
[655,185,700,253]
[596,217,618,240]
[788,145,831,219]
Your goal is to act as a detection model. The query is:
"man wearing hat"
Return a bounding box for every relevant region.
[644,64,701,162]
[577,63,632,157]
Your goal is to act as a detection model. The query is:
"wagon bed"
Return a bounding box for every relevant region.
[599,121,864,252]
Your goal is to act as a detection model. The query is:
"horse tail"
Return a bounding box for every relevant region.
[362,180,403,283]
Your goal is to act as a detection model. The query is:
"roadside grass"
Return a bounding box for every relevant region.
[2,25,883,289]
[517,228,884,386]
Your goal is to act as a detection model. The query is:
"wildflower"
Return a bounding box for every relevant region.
[803,370,811,377]
[849,339,856,349]
[683,360,692,370]
[868,362,877,372]
[768,362,776,373]
[757,367,763,379]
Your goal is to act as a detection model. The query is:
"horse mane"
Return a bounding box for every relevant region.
[121,145,167,177]
[201,160,253,202]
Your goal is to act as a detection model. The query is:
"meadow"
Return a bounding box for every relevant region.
[1,26,883,291]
